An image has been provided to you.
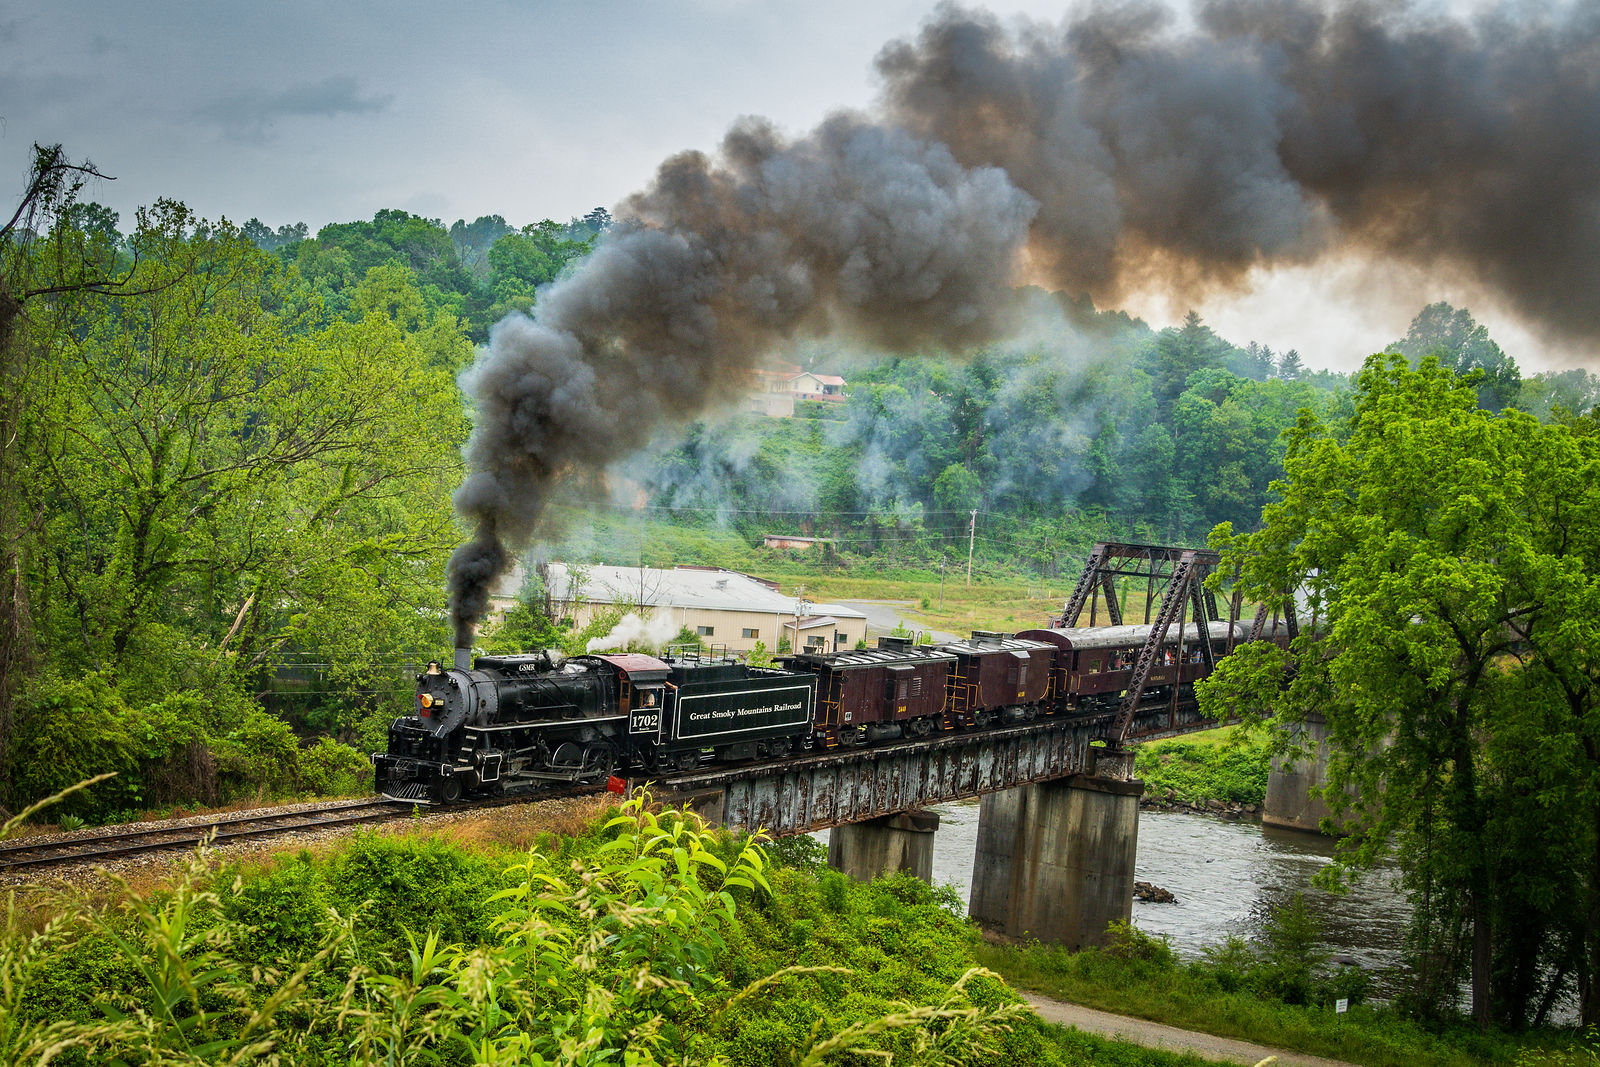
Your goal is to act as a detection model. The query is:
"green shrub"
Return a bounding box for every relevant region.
[763,831,828,871]
[6,672,139,819]
[1256,893,1328,1005]
[213,706,301,799]
[296,737,371,796]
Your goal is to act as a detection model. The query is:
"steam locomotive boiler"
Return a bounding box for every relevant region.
[375,648,815,803]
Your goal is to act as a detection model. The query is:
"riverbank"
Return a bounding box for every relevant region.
[977,934,1571,1067]
[1135,727,1271,808]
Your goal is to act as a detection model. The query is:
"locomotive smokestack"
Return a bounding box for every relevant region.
[454,648,472,671]
[448,0,1600,640]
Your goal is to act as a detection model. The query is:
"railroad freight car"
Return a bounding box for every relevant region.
[785,637,956,745]
[937,631,1055,726]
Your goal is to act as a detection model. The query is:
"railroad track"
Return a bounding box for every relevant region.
[0,784,615,874]
[0,797,417,873]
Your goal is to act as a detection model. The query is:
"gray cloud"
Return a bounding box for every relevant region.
[196,75,391,141]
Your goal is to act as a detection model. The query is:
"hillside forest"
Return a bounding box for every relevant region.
[2,146,1600,1009]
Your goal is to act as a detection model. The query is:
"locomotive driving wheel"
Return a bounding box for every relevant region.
[581,744,615,783]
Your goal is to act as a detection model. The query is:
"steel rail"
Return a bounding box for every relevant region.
[0,786,605,873]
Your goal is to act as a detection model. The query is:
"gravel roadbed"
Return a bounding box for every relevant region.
[0,793,609,895]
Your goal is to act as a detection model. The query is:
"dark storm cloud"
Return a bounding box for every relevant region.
[447,0,1600,643]
[196,75,392,141]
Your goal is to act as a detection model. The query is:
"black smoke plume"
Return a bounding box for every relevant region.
[449,1,1600,644]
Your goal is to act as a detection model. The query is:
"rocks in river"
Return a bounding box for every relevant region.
[1134,880,1177,903]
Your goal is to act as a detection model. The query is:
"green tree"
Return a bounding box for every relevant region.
[1201,354,1599,1027]
[8,200,469,799]
[932,463,981,534]
[1274,348,1303,382]
[1389,302,1520,410]
[1141,310,1231,411]
[0,145,151,804]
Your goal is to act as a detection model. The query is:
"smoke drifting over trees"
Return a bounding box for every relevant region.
[880,1,1600,336]
[449,0,1600,644]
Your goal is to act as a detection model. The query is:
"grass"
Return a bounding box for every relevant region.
[1133,726,1272,806]
[539,509,1232,640]
[975,937,1576,1067]
[542,510,1098,634]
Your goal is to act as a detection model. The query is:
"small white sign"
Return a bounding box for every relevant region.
[1335,998,1349,1014]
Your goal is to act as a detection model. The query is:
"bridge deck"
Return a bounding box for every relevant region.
[659,700,1224,836]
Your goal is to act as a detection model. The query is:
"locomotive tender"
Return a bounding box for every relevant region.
[375,620,1288,804]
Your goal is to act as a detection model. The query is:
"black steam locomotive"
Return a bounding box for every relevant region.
[376,649,814,802]
[375,618,1288,804]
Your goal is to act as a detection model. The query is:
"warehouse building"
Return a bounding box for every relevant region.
[543,562,867,655]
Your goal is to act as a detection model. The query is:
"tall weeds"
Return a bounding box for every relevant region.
[4,791,1025,1066]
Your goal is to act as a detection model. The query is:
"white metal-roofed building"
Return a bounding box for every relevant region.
[544,563,867,654]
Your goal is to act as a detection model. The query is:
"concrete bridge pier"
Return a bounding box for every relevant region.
[968,749,1142,950]
[827,809,941,882]
[1263,711,1337,833]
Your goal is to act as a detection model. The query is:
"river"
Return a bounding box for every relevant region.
[824,801,1411,978]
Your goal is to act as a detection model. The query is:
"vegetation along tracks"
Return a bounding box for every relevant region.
[0,788,602,873]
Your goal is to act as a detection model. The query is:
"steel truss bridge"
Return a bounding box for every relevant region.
[654,539,1293,835]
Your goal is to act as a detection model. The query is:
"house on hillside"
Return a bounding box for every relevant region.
[789,371,846,403]
[543,562,866,654]
[746,364,847,417]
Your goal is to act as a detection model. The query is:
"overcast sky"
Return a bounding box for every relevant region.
[1,0,1585,373]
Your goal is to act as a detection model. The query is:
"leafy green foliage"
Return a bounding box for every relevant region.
[1133,731,1270,806]
[1201,353,1600,1027]
[7,796,1056,1066]
[981,926,1534,1067]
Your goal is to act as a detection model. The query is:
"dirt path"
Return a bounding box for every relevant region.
[1025,992,1362,1067]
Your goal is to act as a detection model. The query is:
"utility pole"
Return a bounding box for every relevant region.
[966,510,977,587]
[791,585,808,652]
[938,556,946,612]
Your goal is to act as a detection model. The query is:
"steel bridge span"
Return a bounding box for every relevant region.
[660,699,1220,837]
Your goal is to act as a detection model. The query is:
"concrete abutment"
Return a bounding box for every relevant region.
[1262,711,1337,833]
[968,750,1143,950]
[826,809,941,882]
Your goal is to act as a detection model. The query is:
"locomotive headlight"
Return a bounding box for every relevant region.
[420,694,435,708]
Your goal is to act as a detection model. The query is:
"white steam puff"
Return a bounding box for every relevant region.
[586,612,682,654]
[450,1,1600,644]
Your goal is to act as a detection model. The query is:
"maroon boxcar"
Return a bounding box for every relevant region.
[936,632,1053,726]
[786,637,955,745]
[1017,620,1267,712]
